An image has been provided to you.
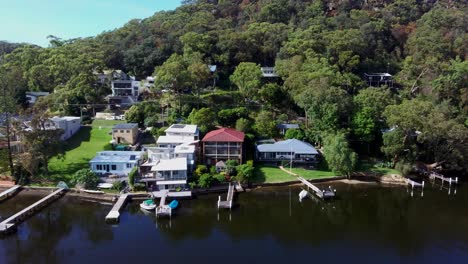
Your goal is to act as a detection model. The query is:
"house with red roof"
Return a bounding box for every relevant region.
[201,128,245,165]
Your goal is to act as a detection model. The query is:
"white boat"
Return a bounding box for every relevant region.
[83,189,105,195]
[140,199,156,211]
[97,183,113,189]
[299,190,308,201]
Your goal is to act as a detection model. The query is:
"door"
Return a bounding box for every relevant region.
[106,165,110,172]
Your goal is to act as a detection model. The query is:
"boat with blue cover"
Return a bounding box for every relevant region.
[168,200,178,209]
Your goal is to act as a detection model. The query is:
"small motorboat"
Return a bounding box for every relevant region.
[140,199,156,211]
[97,183,113,189]
[83,189,105,195]
[168,200,179,209]
[299,190,308,202]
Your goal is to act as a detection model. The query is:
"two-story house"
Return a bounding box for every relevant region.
[112,123,139,145]
[202,128,245,165]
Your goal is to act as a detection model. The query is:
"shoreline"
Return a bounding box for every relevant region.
[0,175,406,202]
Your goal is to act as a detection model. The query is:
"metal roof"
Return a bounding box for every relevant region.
[151,157,187,171]
[89,151,144,163]
[113,123,138,129]
[202,128,245,142]
[257,139,318,155]
[165,124,198,134]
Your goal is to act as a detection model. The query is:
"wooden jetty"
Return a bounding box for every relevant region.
[105,193,130,222]
[0,188,66,234]
[156,190,172,217]
[297,177,335,200]
[407,179,424,189]
[430,172,458,185]
[0,185,21,202]
[218,183,235,209]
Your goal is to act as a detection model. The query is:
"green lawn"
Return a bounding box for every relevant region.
[357,161,401,176]
[48,120,120,183]
[253,164,337,184]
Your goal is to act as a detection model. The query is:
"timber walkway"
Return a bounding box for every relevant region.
[0,185,21,202]
[156,190,172,217]
[430,172,458,185]
[279,166,336,200]
[105,193,129,222]
[218,183,235,209]
[0,188,66,234]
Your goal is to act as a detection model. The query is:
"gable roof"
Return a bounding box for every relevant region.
[257,139,318,155]
[202,128,245,143]
[113,123,138,129]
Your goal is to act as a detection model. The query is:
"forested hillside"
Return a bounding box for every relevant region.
[1,0,467,177]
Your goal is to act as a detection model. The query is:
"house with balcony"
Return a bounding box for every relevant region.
[156,124,199,148]
[25,92,49,105]
[261,67,279,77]
[202,128,245,165]
[89,151,144,176]
[256,139,319,165]
[112,123,139,145]
[150,157,188,190]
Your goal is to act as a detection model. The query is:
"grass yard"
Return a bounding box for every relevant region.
[253,164,337,184]
[357,161,401,176]
[48,120,122,183]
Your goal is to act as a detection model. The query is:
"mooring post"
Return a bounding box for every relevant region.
[422,181,425,189]
[449,178,452,186]
[455,177,458,184]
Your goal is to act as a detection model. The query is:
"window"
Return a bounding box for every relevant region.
[126,130,130,133]
[120,130,124,133]
[126,163,132,168]
[96,165,102,170]
[111,165,117,170]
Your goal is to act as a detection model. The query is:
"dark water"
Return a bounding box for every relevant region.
[0,183,467,264]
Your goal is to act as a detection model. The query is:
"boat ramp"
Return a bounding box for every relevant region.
[218,183,235,209]
[0,188,66,234]
[105,193,130,222]
[0,185,21,202]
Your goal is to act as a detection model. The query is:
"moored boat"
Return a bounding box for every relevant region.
[140,199,156,211]
[168,200,178,209]
[83,189,105,194]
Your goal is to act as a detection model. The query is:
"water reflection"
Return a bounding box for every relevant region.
[0,183,467,263]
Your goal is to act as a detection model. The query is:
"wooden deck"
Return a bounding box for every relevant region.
[0,185,21,202]
[218,183,235,209]
[0,188,66,234]
[407,179,424,188]
[152,190,192,198]
[430,172,458,185]
[279,166,336,200]
[156,190,172,217]
[105,194,129,222]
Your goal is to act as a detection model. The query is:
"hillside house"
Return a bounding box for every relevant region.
[202,128,245,165]
[112,123,139,145]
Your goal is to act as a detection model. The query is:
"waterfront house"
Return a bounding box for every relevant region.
[150,157,188,190]
[202,128,245,165]
[256,139,319,165]
[90,151,144,176]
[156,124,199,148]
[112,123,138,145]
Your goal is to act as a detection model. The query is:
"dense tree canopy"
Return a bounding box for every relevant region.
[1,0,467,176]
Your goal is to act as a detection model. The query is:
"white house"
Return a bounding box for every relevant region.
[25,92,49,105]
[164,124,199,139]
[256,139,319,164]
[90,151,144,176]
[49,116,81,140]
[151,157,188,190]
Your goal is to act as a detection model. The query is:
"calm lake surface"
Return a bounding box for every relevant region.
[0,182,467,264]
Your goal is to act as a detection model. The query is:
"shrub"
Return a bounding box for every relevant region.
[112,181,124,191]
[128,167,138,191]
[225,160,238,176]
[209,166,217,175]
[133,183,146,192]
[214,174,227,184]
[198,173,214,188]
[103,143,113,151]
[194,165,208,179]
[236,162,254,184]
[72,169,100,189]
